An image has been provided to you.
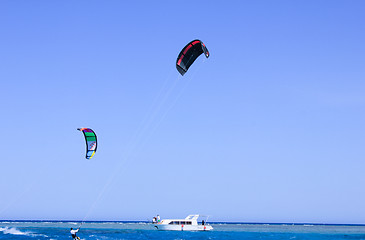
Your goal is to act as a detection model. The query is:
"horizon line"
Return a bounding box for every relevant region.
[1,220,364,226]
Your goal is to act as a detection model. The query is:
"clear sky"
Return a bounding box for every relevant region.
[0,0,365,224]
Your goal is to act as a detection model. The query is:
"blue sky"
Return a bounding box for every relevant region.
[0,0,365,223]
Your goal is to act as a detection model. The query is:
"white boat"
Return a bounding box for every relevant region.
[152,214,213,231]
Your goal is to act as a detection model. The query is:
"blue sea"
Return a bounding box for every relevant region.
[1,221,365,240]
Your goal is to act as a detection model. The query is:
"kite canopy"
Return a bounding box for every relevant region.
[77,128,97,159]
[176,39,209,76]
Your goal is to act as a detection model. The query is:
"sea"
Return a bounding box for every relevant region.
[1,221,365,240]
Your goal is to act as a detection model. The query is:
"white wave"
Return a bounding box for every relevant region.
[0,227,29,235]
[67,222,79,225]
[0,227,31,236]
[0,227,47,237]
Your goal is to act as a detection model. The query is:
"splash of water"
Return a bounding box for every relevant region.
[0,227,29,235]
[0,227,48,237]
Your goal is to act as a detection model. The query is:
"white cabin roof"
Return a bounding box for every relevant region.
[185,215,199,221]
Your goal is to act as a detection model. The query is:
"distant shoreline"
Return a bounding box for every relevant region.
[1,220,364,226]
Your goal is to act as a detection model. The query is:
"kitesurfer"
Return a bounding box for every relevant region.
[70,228,80,240]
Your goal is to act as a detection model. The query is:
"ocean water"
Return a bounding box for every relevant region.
[1,221,365,240]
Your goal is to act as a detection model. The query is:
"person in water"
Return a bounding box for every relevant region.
[70,228,80,240]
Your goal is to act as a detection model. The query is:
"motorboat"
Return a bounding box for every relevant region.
[152,214,213,231]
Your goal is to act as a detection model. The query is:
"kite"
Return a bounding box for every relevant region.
[176,39,209,76]
[77,128,97,159]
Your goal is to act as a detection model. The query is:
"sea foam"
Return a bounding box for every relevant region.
[0,227,47,237]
